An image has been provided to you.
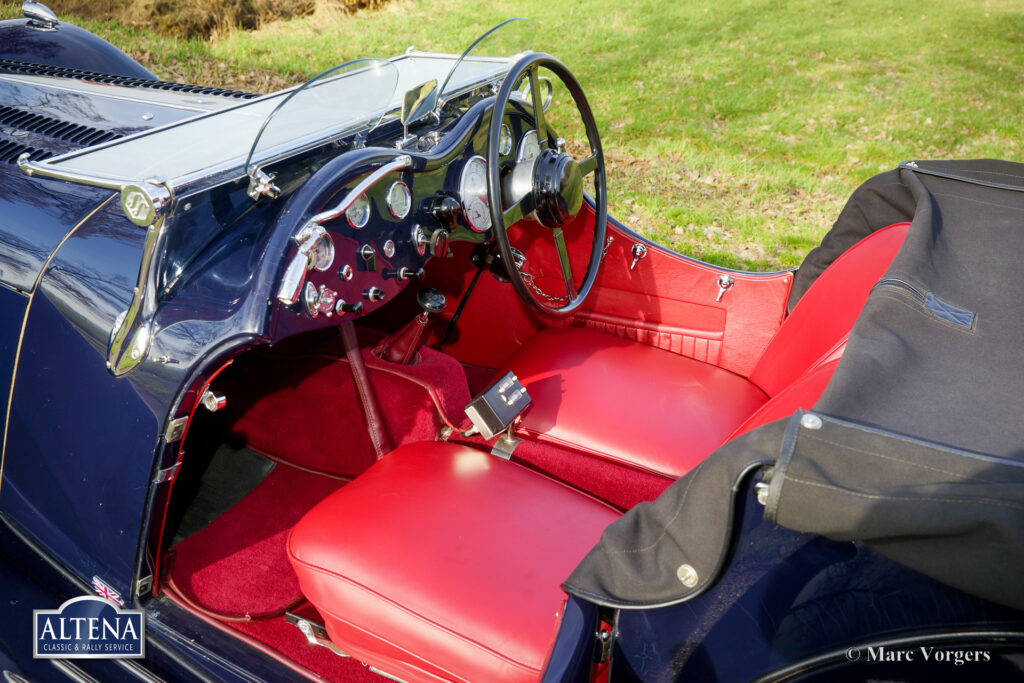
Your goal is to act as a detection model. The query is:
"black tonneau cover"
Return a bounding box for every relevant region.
[565,160,1024,611]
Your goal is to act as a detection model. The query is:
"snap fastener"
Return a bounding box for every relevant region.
[676,564,699,588]
[800,413,823,430]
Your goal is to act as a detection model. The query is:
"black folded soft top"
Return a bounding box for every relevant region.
[566,160,1024,612]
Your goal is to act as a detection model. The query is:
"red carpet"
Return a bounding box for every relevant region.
[167,463,343,619]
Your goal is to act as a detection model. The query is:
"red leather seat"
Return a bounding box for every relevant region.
[287,442,619,683]
[499,222,910,479]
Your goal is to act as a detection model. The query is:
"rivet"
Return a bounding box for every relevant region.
[800,413,822,430]
[141,112,154,121]
[676,564,699,588]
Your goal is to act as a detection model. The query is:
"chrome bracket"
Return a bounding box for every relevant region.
[285,612,351,659]
[246,166,281,200]
[136,574,153,597]
[490,425,522,460]
[107,179,175,376]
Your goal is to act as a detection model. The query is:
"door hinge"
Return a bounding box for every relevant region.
[152,461,181,484]
[136,574,153,597]
[163,416,188,443]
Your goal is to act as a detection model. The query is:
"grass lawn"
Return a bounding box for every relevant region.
[4,0,1023,270]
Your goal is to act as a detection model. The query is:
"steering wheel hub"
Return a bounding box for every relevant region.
[533,149,584,228]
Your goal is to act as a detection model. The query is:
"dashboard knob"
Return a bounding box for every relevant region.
[364,286,386,302]
[429,195,461,230]
[429,229,450,258]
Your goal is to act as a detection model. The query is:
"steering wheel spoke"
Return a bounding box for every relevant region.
[552,228,578,300]
[502,193,534,227]
[578,154,600,177]
[528,67,554,150]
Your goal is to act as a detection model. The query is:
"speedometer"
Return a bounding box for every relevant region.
[459,155,492,232]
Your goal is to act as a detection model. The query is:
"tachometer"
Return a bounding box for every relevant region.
[517,129,541,162]
[459,155,492,232]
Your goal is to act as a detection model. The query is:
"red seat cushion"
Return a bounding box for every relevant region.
[497,223,910,481]
[287,442,619,683]
[498,326,769,479]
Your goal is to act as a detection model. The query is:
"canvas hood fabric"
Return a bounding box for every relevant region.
[565,160,1024,611]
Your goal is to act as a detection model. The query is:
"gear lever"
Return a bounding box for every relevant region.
[375,288,447,365]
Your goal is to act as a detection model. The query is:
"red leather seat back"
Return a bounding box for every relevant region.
[728,358,841,440]
[749,222,910,397]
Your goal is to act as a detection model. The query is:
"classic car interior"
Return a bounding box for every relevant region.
[11,17,916,682]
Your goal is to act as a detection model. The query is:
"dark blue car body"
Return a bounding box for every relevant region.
[0,9,1022,683]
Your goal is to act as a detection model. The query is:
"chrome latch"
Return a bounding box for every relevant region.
[247,166,281,200]
[629,243,648,271]
[716,274,735,302]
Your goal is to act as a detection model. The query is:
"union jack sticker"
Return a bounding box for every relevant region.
[91,576,124,606]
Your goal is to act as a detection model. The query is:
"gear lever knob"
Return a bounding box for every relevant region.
[417,288,447,315]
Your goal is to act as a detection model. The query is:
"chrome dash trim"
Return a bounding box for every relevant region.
[309,155,412,225]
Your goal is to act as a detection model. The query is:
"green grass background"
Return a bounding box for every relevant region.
[4,0,1023,270]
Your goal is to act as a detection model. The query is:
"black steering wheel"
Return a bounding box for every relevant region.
[487,53,607,317]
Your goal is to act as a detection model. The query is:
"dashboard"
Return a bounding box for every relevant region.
[274,100,544,328]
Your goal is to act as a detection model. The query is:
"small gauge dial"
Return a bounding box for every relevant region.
[308,231,335,272]
[517,129,541,162]
[346,194,370,228]
[499,123,513,156]
[459,155,492,232]
[386,181,412,219]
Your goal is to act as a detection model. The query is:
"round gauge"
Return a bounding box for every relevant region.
[499,123,513,156]
[459,155,492,232]
[302,281,320,318]
[307,231,335,272]
[386,181,412,219]
[517,129,541,162]
[346,194,370,228]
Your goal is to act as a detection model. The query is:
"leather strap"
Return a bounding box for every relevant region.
[340,320,392,459]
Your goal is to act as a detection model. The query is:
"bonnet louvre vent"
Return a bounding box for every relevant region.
[0,141,48,164]
[0,58,259,100]
[0,104,123,147]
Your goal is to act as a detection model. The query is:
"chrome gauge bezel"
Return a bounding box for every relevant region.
[303,281,320,318]
[459,154,492,233]
[499,123,513,156]
[346,194,371,228]
[386,181,412,219]
[517,129,541,162]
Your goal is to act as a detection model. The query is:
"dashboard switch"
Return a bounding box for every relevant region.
[359,244,377,272]
[337,300,364,315]
[384,267,425,280]
[364,286,386,302]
